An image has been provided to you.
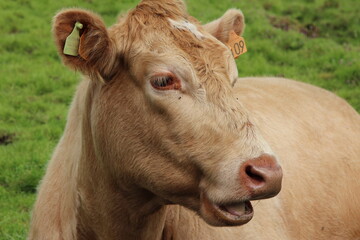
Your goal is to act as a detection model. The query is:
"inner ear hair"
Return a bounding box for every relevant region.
[204,9,245,44]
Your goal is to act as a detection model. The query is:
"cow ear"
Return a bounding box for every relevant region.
[53,9,116,81]
[203,9,245,44]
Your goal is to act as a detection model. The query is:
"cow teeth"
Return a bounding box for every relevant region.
[222,202,246,217]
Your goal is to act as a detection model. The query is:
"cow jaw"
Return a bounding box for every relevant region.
[200,192,253,226]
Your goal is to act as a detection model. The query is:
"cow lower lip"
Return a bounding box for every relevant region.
[218,201,253,218]
[200,192,254,226]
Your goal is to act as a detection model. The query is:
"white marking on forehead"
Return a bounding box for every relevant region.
[168,18,204,40]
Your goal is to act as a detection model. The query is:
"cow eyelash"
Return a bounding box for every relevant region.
[152,76,173,88]
[150,73,181,90]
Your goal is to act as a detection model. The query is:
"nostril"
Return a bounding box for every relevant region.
[240,154,283,200]
[245,165,265,185]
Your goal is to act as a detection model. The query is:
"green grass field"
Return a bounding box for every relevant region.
[0,0,359,238]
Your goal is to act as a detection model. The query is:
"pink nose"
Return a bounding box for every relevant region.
[240,154,282,200]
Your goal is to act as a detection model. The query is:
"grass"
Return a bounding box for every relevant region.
[0,0,359,238]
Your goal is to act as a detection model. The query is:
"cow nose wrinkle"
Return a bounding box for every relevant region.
[240,154,282,200]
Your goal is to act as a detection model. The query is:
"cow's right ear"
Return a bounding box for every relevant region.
[53,9,116,81]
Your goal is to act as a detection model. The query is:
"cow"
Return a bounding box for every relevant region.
[28,0,360,239]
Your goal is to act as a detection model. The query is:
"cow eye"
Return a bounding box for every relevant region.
[150,73,181,90]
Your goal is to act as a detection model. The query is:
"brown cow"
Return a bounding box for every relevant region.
[28,0,360,239]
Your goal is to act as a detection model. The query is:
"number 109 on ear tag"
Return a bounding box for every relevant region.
[227,30,247,59]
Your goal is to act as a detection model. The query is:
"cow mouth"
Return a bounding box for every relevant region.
[200,192,254,226]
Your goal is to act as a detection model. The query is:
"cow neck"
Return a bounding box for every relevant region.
[75,81,169,240]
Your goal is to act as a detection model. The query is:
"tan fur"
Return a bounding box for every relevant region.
[29,1,360,239]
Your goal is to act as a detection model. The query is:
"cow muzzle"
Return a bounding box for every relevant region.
[199,154,282,226]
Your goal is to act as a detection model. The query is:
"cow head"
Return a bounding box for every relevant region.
[53,0,282,227]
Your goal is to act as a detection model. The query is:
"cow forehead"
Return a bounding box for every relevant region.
[113,1,236,99]
[168,18,204,40]
[122,11,232,81]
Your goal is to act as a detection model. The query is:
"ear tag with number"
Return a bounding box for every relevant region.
[226,30,247,59]
[63,22,83,56]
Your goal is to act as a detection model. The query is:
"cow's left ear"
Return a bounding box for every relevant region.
[53,9,117,81]
[203,9,245,44]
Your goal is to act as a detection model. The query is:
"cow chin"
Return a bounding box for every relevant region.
[198,191,254,227]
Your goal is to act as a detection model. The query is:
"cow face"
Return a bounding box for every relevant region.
[53,0,282,227]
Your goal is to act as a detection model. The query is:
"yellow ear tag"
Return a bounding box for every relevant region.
[226,30,247,59]
[63,22,83,56]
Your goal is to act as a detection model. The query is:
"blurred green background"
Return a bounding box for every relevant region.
[0,0,359,238]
